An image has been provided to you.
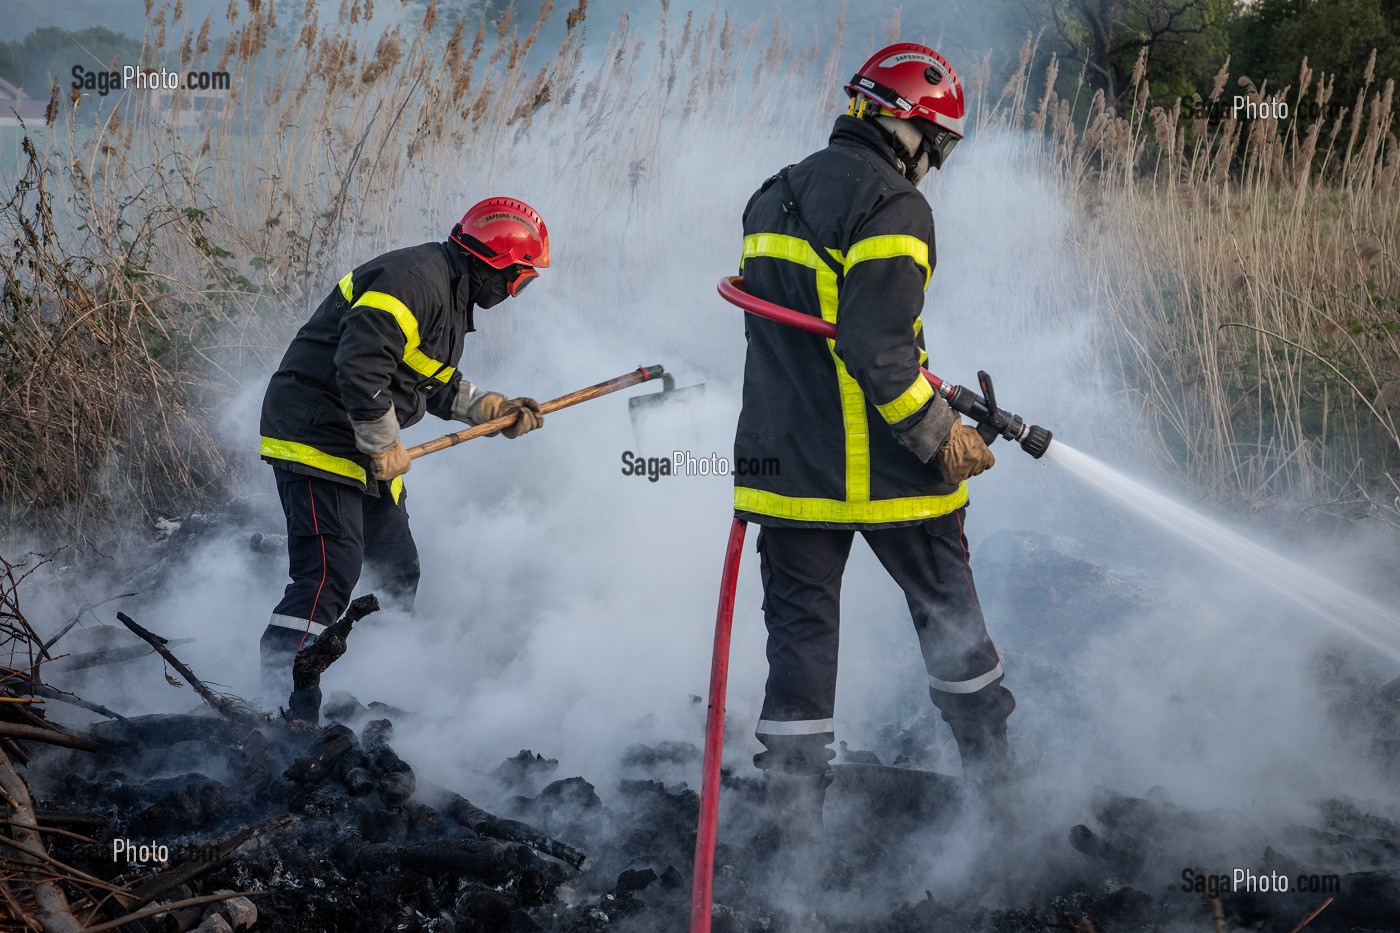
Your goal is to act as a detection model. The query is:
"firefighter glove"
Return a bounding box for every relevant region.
[477,392,544,439]
[936,422,995,485]
[352,409,412,481]
[369,443,411,481]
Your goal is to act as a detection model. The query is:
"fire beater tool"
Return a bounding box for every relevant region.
[627,371,706,435]
[406,364,668,459]
[689,278,1056,933]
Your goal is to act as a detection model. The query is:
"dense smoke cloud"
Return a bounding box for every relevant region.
[13,3,1399,921]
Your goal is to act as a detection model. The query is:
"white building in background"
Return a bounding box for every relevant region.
[150,87,230,127]
[0,76,49,127]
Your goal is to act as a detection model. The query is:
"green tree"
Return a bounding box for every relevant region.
[1229,0,1400,104]
[0,41,18,87]
[14,26,141,96]
[1025,0,1233,103]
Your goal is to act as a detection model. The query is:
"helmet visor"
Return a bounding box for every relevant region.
[925,128,961,170]
[506,264,538,297]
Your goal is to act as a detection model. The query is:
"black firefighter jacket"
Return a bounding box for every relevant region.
[734,115,964,529]
[259,241,483,500]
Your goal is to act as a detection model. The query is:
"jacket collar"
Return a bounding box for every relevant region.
[829,114,902,172]
[442,240,479,333]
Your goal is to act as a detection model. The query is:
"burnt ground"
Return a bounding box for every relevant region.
[12,519,1400,932]
[21,694,1400,933]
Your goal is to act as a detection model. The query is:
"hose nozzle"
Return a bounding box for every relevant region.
[941,370,1053,460]
[1019,423,1053,459]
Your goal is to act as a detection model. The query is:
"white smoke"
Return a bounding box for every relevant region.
[12,4,1400,923]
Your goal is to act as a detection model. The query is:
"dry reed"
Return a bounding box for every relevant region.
[1,5,1397,541]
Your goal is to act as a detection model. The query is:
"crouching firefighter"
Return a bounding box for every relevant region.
[257,197,550,697]
[734,44,1016,843]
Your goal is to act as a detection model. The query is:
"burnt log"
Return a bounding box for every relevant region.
[453,881,535,933]
[337,748,375,796]
[288,594,379,723]
[441,790,587,869]
[356,837,516,877]
[91,713,249,750]
[132,778,226,834]
[283,724,355,785]
[1069,823,1146,880]
[378,771,416,808]
[362,718,416,806]
[356,836,569,891]
[492,749,560,790]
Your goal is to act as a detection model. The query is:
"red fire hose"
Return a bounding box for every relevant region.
[715,275,1053,458]
[689,517,746,933]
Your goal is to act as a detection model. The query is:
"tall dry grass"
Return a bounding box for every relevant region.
[1,4,1397,539]
[0,0,841,541]
[982,40,1400,518]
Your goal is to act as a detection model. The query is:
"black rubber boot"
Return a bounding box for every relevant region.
[750,770,833,860]
[259,627,306,707]
[948,718,1011,785]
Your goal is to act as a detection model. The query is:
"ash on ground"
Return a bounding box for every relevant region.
[20,528,1400,932]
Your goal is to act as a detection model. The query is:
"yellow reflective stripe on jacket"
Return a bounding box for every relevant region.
[817,264,871,502]
[339,277,455,385]
[741,233,844,271]
[734,483,968,524]
[259,436,367,484]
[875,375,934,425]
[844,234,932,289]
[741,232,866,503]
[262,436,405,502]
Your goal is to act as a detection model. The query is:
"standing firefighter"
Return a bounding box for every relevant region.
[258,197,549,694]
[735,44,1014,838]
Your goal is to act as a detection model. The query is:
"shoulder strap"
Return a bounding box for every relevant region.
[769,166,845,285]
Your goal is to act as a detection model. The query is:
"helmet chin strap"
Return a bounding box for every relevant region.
[874,115,932,185]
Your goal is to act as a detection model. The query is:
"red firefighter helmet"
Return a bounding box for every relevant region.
[845,43,966,168]
[450,197,550,296]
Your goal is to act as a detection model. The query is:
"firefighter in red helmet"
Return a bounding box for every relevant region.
[734,43,1013,845]
[258,197,549,702]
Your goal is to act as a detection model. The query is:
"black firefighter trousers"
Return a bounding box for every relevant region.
[260,467,420,688]
[753,508,1015,780]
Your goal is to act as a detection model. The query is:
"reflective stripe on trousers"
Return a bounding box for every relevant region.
[266,613,328,639]
[756,718,835,737]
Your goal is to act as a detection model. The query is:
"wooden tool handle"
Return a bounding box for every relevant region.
[406,364,666,460]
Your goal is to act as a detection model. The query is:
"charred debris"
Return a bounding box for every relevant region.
[1,533,1400,932]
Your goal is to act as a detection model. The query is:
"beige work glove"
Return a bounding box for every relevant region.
[368,442,411,481]
[352,409,412,481]
[477,393,544,439]
[936,422,995,485]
